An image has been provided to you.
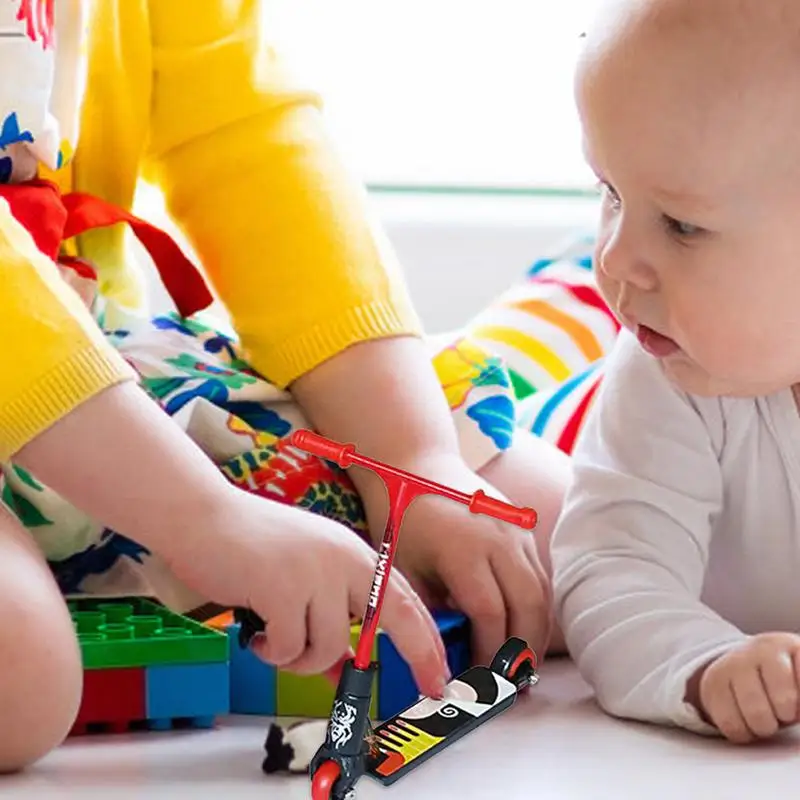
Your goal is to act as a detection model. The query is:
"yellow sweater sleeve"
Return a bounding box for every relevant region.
[0,200,135,461]
[142,0,422,388]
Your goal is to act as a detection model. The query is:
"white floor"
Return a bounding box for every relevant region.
[4,659,800,799]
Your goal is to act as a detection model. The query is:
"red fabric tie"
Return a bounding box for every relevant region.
[0,179,214,318]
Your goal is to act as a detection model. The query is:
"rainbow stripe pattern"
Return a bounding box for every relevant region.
[463,234,618,454]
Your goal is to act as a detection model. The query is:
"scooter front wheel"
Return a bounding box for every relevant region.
[311,759,341,800]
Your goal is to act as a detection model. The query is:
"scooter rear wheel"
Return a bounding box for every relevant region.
[490,637,538,689]
[311,759,341,800]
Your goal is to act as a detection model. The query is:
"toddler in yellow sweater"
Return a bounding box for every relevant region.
[0,0,576,772]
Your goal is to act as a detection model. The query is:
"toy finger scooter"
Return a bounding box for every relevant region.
[238,430,541,800]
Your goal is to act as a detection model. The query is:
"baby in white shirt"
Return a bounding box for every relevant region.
[553,0,800,744]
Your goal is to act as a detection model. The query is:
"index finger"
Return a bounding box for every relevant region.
[492,545,551,657]
[350,570,449,700]
[446,560,507,667]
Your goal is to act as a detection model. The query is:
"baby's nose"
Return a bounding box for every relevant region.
[597,230,658,292]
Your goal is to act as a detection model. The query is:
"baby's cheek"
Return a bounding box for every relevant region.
[681,305,762,374]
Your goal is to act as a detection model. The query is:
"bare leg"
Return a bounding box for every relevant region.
[479,428,571,654]
[0,507,82,772]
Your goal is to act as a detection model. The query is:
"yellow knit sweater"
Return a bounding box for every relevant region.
[0,0,420,462]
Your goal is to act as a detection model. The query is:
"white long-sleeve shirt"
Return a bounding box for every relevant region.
[552,330,800,735]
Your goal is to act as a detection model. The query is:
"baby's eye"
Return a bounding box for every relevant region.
[597,180,621,210]
[663,215,703,238]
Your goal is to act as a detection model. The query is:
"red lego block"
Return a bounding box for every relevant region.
[71,667,146,735]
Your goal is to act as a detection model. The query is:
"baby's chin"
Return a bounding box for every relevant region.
[661,358,789,399]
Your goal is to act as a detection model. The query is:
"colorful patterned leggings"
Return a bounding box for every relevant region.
[1,233,616,606]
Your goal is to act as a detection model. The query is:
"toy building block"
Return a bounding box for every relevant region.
[70,597,228,668]
[215,610,471,721]
[71,667,146,735]
[68,597,230,735]
[377,609,471,720]
[211,614,374,719]
[276,622,379,719]
[146,662,230,730]
[227,623,278,715]
[201,611,278,715]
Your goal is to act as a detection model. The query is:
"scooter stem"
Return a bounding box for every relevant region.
[289,429,538,669]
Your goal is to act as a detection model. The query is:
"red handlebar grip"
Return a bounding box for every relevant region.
[290,430,356,467]
[469,489,538,530]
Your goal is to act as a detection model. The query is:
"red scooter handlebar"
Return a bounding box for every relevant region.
[291,430,356,467]
[468,489,537,529]
[290,430,537,530]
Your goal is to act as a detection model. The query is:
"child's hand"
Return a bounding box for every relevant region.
[165,487,450,699]
[696,633,800,743]
[361,455,551,666]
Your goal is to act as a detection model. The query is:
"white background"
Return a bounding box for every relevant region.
[261,0,602,189]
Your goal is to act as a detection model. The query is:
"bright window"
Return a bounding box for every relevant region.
[266,1,602,190]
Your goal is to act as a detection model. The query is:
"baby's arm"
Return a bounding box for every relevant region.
[0,200,134,460]
[290,335,463,488]
[142,3,423,393]
[0,197,236,557]
[140,2,468,485]
[552,332,748,734]
[15,379,237,559]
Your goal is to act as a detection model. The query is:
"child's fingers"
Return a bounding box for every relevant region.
[791,647,800,721]
[387,568,449,671]
[703,674,752,744]
[491,544,551,658]
[358,573,449,700]
[322,653,353,685]
[759,650,799,725]
[444,559,506,667]
[281,588,352,677]
[731,666,779,740]
[251,601,308,668]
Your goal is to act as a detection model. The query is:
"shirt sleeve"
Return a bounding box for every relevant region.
[0,200,135,461]
[141,0,422,388]
[551,331,748,734]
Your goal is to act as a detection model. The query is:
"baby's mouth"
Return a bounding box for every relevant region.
[636,324,681,358]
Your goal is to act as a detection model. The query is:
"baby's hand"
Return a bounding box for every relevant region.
[697,633,800,743]
[164,487,450,699]
[361,454,550,666]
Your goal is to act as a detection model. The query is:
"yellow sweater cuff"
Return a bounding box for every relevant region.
[0,346,135,462]
[250,298,423,388]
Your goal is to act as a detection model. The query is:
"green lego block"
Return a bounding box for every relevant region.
[276,622,378,719]
[68,597,228,670]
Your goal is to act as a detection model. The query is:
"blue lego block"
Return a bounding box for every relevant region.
[145,661,230,726]
[378,609,471,720]
[227,623,277,715]
[439,614,472,675]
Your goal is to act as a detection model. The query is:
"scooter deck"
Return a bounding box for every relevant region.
[365,665,518,786]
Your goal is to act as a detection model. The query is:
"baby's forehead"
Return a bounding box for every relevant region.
[582,0,800,82]
[578,0,800,196]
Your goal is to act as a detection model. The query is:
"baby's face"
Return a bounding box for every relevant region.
[577,0,800,397]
